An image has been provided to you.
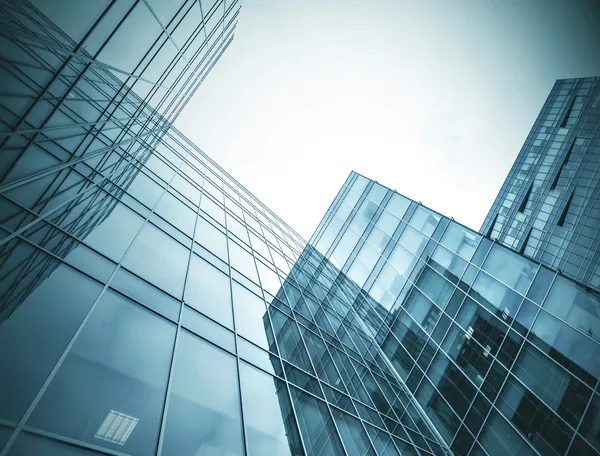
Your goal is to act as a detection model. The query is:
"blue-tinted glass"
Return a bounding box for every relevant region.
[527,266,555,303]
[185,254,233,328]
[472,272,524,317]
[289,386,345,455]
[154,191,196,236]
[399,225,427,256]
[478,410,536,456]
[232,281,270,349]
[240,362,302,456]
[0,265,102,422]
[256,260,282,296]
[181,305,235,352]
[84,202,144,261]
[409,206,440,237]
[110,268,180,322]
[482,244,537,295]
[229,240,259,283]
[126,172,164,209]
[440,221,479,262]
[122,223,189,298]
[543,275,600,339]
[579,393,600,454]
[332,408,376,456]
[29,291,175,455]
[0,426,12,451]
[7,432,102,455]
[194,217,227,261]
[366,182,387,206]
[385,193,411,220]
[531,310,600,381]
[161,330,244,455]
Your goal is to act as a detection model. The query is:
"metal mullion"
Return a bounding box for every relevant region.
[468,267,559,455]
[0,131,163,250]
[0,0,121,166]
[155,146,200,454]
[0,136,188,454]
[213,174,252,456]
[0,125,168,193]
[231,192,311,456]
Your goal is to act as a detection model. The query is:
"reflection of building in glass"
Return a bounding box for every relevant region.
[2,2,600,454]
[481,77,600,292]
[0,0,239,321]
[313,172,600,456]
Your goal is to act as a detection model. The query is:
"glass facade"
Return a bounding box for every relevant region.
[2,3,600,455]
[481,77,600,291]
[312,172,600,456]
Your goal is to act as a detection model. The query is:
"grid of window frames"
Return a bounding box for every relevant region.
[481,77,600,292]
[312,171,600,456]
[0,102,449,455]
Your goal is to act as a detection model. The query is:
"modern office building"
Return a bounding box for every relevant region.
[2,1,600,456]
[481,77,600,292]
[313,172,600,456]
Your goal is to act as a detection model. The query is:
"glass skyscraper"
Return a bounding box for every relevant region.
[2,1,600,456]
[481,77,600,291]
[314,172,600,456]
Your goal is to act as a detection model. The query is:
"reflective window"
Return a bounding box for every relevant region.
[110,268,180,322]
[29,291,176,455]
[161,330,244,456]
[332,408,376,456]
[181,305,235,353]
[84,202,144,261]
[289,386,345,455]
[530,310,600,382]
[122,223,189,298]
[195,215,228,260]
[154,191,196,236]
[185,254,233,328]
[409,206,440,237]
[232,282,270,349]
[229,240,259,283]
[482,244,536,295]
[385,193,411,220]
[8,432,103,455]
[97,2,162,73]
[543,276,600,342]
[399,225,427,256]
[440,222,479,261]
[512,344,591,428]
[240,362,302,456]
[126,172,164,209]
[579,393,600,454]
[256,260,282,296]
[0,265,102,422]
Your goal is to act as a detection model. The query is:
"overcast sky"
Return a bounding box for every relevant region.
[175,0,600,240]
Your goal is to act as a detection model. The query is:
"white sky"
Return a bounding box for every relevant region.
[175,0,600,240]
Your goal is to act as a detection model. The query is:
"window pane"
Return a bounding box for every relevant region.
[232,282,269,349]
[195,215,227,260]
[161,330,244,455]
[229,240,259,283]
[289,386,345,455]
[84,202,144,261]
[29,291,176,455]
[482,244,536,295]
[440,222,479,262]
[7,432,103,455]
[122,223,189,298]
[240,362,302,456]
[185,254,233,328]
[0,265,102,422]
[154,192,196,237]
